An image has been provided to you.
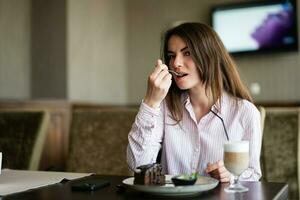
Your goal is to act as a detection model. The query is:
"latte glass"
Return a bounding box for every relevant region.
[223,141,249,193]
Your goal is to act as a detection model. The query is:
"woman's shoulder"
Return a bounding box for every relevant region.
[239,98,259,112]
[224,93,260,117]
[240,99,260,116]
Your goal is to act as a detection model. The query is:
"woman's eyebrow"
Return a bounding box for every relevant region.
[167,46,188,54]
[180,47,188,52]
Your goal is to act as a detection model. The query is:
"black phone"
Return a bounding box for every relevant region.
[71,179,110,191]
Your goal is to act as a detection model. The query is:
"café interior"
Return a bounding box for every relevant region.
[0,0,299,199]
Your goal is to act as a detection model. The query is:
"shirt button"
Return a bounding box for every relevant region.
[195,148,199,152]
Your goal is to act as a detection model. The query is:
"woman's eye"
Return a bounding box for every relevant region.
[184,51,191,56]
[167,54,175,59]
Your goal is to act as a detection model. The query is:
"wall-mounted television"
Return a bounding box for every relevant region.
[211,0,298,55]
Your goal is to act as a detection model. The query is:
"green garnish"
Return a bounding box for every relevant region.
[191,171,199,179]
[178,172,199,180]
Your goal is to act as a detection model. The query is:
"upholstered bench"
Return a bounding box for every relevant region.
[66,108,138,176]
[0,111,49,170]
[260,107,300,200]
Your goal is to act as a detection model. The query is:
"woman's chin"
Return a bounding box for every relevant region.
[176,83,190,90]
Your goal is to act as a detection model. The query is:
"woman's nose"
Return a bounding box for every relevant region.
[173,55,183,68]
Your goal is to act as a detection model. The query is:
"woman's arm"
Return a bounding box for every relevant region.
[127,59,171,171]
[127,102,164,171]
[240,102,262,181]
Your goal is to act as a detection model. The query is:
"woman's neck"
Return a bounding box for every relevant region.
[188,86,214,122]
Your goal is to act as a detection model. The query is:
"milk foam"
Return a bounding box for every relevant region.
[224,141,249,152]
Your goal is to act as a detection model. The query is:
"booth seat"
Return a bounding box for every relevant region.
[0,100,70,171]
[260,107,300,200]
[0,111,49,170]
[66,108,138,176]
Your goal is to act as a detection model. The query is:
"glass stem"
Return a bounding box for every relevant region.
[230,175,239,188]
[233,175,239,185]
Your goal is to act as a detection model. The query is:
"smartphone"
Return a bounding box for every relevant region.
[71,179,110,191]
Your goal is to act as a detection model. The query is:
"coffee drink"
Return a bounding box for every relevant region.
[224,141,249,176]
[223,141,249,193]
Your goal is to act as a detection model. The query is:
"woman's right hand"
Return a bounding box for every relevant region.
[144,59,172,108]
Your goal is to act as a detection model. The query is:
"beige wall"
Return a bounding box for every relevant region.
[67,0,128,104]
[0,0,31,99]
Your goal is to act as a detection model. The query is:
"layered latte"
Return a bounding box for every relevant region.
[224,141,249,176]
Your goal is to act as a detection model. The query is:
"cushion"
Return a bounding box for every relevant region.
[66,108,138,175]
[261,108,299,200]
[0,111,48,170]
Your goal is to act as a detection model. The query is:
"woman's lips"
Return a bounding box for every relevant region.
[174,73,188,81]
[175,72,188,77]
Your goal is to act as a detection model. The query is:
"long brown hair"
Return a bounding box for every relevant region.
[161,22,252,123]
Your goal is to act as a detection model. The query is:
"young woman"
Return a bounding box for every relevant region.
[127,22,262,182]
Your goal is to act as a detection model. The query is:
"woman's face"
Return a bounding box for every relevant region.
[167,35,202,90]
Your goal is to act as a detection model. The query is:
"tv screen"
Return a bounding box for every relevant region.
[211,0,298,55]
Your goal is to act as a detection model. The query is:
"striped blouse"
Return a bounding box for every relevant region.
[127,92,262,181]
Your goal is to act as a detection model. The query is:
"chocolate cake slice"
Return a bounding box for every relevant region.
[134,163,165,185]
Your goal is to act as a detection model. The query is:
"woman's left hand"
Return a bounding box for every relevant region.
[205,160,232,183]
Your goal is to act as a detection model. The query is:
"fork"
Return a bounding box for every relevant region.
[168,70,184,77]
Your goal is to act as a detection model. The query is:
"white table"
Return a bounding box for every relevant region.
[0,169,91,196]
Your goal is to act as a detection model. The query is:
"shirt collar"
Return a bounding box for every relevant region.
[181,91,230,117]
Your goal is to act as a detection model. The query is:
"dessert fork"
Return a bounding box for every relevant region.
[168,70,185,77]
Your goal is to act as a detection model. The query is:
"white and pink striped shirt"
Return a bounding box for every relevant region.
[127,92,262,181]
